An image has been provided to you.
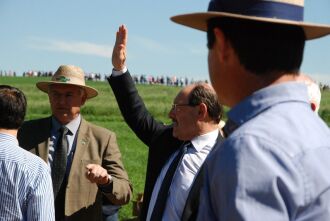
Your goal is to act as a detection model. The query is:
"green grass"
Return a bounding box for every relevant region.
[1,76,330,220]
[1,76,181,220]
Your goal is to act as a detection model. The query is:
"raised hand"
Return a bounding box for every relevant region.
[112,24,127,71]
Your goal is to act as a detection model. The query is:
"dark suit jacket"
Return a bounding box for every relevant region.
[108,71,223,221]
[17,117,132,221]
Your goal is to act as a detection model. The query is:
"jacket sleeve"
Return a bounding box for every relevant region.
[100,129,133,205]
[108,71,168,147]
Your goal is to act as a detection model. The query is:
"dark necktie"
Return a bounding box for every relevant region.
[150,142,191,221]
[52,126,68,197]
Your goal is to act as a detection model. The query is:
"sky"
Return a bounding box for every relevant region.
[0,0,330,84]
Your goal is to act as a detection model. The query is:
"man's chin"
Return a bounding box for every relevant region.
[172,131,186,141]
[172,129,179,139]
[54,115,71,124]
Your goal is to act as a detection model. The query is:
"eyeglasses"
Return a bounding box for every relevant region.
[171,103,197,112]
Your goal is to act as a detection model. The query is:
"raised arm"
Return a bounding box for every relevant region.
[108,25,170,146]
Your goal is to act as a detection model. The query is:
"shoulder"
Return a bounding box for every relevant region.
[81,119,115,137]
[23,152,52,189]
[10,145,50,175]
[20,117,51,130]
[25,150,49,171]
[18,117,51,144]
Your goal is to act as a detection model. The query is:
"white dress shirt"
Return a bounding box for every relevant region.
[146,129,219,221]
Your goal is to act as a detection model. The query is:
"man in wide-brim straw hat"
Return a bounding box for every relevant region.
[36,65,98,99]
[171,0,330,220]
[17,64,132,221]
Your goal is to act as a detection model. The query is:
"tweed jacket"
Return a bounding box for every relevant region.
[17,117,132,221]
[108,71,223,221]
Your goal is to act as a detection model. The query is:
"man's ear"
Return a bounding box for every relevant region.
[214,27,231,62]
[81,93,88,106]
[197,103,208,120]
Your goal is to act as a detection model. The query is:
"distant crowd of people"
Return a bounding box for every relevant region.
[130,75,204,87]
[1,69,207,87]
[2,69,329,90]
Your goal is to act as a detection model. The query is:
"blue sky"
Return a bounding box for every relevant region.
[1,0,330,84]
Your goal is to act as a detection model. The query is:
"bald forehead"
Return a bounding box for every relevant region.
[183,82,212,92]
[175,82,214,101]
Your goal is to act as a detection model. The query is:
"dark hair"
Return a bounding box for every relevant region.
[207,17,306,76]
[0,85,27,129]
[188,83,223,123]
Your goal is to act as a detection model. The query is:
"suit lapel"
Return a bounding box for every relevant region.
[38,139,50,162]
[69,118,90,177]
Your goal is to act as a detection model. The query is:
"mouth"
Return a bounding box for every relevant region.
[56,108,68,112]
[55,109,70,117]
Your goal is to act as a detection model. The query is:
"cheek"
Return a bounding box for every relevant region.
[208,52,222,94]
[70,106,81,114]
[72,96,85,106]
[175,114,187,128]
[208,51,218,84]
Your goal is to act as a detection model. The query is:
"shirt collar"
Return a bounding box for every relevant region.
[228,82,309,129]
[0,132,18,145]
[51,114,81,135]
[190,129,219,152]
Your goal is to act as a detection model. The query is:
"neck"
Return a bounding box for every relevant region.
[229,71,299,107]
[197,122,219,136]
[0,128,18,137]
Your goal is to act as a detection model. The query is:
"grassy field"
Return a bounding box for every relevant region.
[1,76,330,220]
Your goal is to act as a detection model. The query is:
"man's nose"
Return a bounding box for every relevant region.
[168,108,175,119]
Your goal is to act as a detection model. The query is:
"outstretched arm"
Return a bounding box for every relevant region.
[108,25,169,146]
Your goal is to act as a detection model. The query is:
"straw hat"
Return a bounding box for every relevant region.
[36,65,98,99]
[171,0,330,40]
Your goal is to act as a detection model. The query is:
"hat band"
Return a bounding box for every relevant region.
[208,1,303,21]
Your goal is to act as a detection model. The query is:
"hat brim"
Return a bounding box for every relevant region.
[171,12,330,40]
[36,81,98,99]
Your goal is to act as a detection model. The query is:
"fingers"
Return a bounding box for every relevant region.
[117,24,127,48]
[86,164,109,185]
[112,24,127,71]
[114,25,127,52]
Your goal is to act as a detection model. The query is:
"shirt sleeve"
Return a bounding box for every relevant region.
[27,164,55,221]
[197,134,304,221]
[111,66,128,76]
[99,131,132,205]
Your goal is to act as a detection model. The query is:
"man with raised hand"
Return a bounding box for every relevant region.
[108,25,224,221]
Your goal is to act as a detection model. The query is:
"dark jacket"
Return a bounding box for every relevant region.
[108,71,224,221]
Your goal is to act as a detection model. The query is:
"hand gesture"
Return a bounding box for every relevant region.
[112,24,127,71]
[85,164,111,185]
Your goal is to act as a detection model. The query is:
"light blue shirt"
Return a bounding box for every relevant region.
[197,82,330,221]
[0,132,55,221]
[49,114,81,176]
